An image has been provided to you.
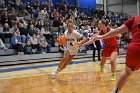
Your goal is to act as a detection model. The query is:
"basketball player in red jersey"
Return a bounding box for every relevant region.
[91,16,140,93]
[82,19,121,81]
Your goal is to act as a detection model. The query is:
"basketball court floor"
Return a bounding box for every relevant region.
[0,54,140,93]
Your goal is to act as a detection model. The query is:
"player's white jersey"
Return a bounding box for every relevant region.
[64,30,82,55]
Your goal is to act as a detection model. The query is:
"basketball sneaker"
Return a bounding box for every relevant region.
[111,73,116,81]
[99,66,104,73]
[112,88,120,93]
[51,69,59,79]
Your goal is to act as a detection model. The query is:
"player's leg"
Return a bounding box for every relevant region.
[51,50,70,79]
[112,66,132,93]
[99,56,107,73]
[110,51,118,81]
[61,55,74,70]
[58,50,70,71]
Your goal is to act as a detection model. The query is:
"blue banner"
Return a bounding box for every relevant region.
[79,0,96,9]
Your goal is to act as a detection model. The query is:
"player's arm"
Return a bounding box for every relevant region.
[82,37,96,46]
[110,28,122,38]
[75,31,87,46]
[79,36,87,44]
[59,45,64,51]
[76,36,87,47]
[95,24,129,40]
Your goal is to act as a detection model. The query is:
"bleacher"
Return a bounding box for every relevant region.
[0,0,128,67]
[0,38,91,66]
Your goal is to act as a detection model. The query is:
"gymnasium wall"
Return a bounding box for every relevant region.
[96,0,103,4]
[107,4,137,17]
[106,0,137,17]
[95,0,103,9]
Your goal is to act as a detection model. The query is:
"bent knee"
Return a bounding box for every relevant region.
[125,66,132,75]
[110,60,116,63]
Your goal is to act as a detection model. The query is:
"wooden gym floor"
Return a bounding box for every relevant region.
[0,55,140,93]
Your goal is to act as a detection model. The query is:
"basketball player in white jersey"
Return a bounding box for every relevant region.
[51,20,87,79]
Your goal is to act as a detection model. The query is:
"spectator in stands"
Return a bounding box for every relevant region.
[0,0,7,10]
[0,23,12,43]
[47,0,53,14]
[27,20,33,29]
[24,40,32,54]
[11,22,27,44]
[67,9,73,19]
[43,30,55,47]
[53,17,60,27]
[33,7,40,19]
[7,0,15,11]
[73,8,78,18]
[18,23,27,43]
[37,31,50,53]
[9,10,18,26]
[29,34,38,54]
[52,9,59,18]
[108,22,115,29]
[37,10,45,25]
[10,31,24,55]
[43,1,47,10]
[19,2,28,17]
[60,4,69,14]
[18,17,28,28]
[26,24,38,40]
[74,17,81,27]
[43,8,49,20]
[34,24,41,35]
[11,22,20,34]
[15,1,26,14]
[59,17,65,33]
[1,11,11,26]
[35,20,43,30]
[0,38,7,49]
[25,2,32,13]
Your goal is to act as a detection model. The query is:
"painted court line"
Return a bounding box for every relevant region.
[0,56,126,73]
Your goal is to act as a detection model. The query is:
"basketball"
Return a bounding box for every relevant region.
[57,35,67,46]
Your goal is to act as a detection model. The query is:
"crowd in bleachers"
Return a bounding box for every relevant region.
[0,0,132,55]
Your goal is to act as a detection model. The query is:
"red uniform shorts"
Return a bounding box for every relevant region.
[102,45,119,57]
[126,43,140,71]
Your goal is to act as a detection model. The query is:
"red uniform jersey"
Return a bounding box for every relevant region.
[99,27,119,57]
[124,16,140,71]
[99,27,118,48]
[125,16,140,44]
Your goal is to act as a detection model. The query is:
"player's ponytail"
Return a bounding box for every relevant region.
[101,19,109,26]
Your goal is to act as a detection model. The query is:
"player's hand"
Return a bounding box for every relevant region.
[75,42,82,47]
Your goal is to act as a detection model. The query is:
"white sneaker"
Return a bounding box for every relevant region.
[32,49,35,53]
[42,52,46,54]
[21,52,24,55]
[18,52,21,55]
[112,88,120,93]
[51,69,59,79]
